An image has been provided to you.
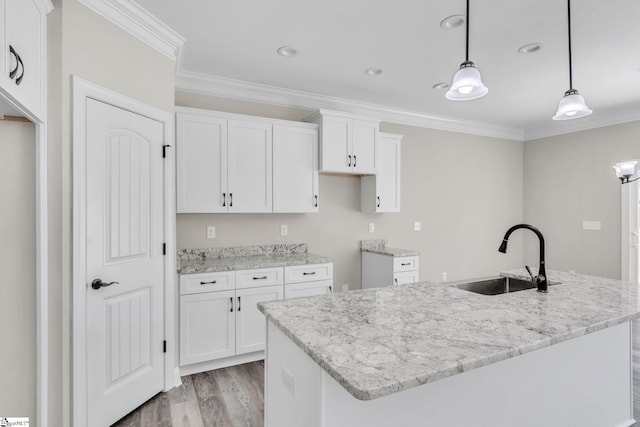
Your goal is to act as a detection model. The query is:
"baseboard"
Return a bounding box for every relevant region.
[173,367,182,388]
[179,351,264,376]
[614,419,636,427]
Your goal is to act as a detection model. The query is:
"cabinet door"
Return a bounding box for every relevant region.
[227,120,273,212]
[273,124,319,213]
[176,114,228,212]
[3,0,43,117]
[320,115,351,173]
[376,135,401,212]
[351,119,378,174]
[235,285,283,355]
[180,290,235,366]
[285,280,333,299]
[393,271,419,286]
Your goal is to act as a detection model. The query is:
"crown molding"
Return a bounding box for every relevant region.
[175,70,525,141]
[34,0,54,15]
[78,0,185,60]
[524,105,640,141]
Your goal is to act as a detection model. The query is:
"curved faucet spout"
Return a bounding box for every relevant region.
[498,224,547,293]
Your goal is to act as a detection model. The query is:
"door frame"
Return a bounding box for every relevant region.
[621,162,640,283]
[71,76,176,426]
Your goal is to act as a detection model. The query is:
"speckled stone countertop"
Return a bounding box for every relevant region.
[177,243,332,274]
[258,269,640,401]
[360,239,420,257]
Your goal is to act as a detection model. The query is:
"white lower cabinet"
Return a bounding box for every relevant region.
[180,262,333,373]
[362,252,420,289]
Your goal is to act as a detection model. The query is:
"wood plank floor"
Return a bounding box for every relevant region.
[114,324,640,426]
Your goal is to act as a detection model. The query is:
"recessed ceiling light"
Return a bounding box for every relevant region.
[277,46,297,57]
[432,82,450,90]
[440,15,465,29]
[517,43,543,54]
[364,67,382,76]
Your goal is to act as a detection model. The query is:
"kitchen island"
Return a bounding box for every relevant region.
[258,270,640,427]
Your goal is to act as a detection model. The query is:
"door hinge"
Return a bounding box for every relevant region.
[163,340,167,353]
[162,144,171,158]
[162,243,166,255]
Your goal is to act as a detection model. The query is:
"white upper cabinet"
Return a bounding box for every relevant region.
[307,109,379,174]
[361,132,402,213]
[176,108,319,213]
[227,119,273,213]
[0,0,51,119]
[273,124,319,213]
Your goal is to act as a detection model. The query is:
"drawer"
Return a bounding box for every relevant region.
[180,271,235,295]
[393,256,419,273]
[236,267,284,289]
[393,270,419,286]
[285,280,333,299]
[285,263,333,284]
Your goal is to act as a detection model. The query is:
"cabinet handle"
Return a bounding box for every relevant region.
[401,262,411,266]
[347,155,352,167]
[229,297,234,312]
[222,193,226,207]
[253,276,268,280]
[229,193,233,207]
[329,286,332,293]
[237,296,241,311]
[353,155,357,167]
[314,195,318,207]
[303,271,316,276]
[9,46,18,79]
[377,196,380,208]
[394,278,398,285]
[200,280,217,285]
[15,52,24,86]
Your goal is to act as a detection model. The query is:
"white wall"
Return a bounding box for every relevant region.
[0,120,36,422]
[523,121,640,279]
[44,1,176,425]
[175,92,526,289]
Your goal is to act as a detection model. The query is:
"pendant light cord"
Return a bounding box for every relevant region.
[465,0,470,62]
[567,0,573,90]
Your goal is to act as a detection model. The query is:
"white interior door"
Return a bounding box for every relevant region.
[85,99,165,427]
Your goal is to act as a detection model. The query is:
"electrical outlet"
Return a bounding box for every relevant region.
[342,284,349,292]
[368,223,375,233]
[442,272,448,281]
[414,221,422,231]
[206,226,216,239]
[282,368,294,396]
[280,224,288,236]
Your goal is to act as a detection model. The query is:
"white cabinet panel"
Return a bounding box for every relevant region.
[393,271,420,286]
[321,115,351,173]
[227,120,273,213]
[285,280,333,299]
[362,252,419,289]
[393,256,419,273]
[273,124,319,212]
[180,290,235,366]
[351,120,377,174]
[176,114,227,213]
[236,267,284,289]
[361,133,401,213]
[236,285,283,355]
[285,263,333,284]
[180,271,235,295]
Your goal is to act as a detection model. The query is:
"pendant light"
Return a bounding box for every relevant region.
[446,0,488,101]
[553,0,592,120]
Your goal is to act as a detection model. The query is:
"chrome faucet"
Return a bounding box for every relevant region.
[498,224,548,293]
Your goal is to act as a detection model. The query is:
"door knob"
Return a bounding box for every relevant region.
[91,278,119,290]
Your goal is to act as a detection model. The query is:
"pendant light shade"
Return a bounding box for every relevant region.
[553,89,592,120]
[445,0,488,101]
[553,0,592,120]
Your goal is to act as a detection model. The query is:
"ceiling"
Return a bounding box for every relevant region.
[135,0,640,138]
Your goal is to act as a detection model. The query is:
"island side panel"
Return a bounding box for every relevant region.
[322,321,633,427]
[265,320,323,427]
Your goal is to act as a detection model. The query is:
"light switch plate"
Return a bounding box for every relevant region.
[582,220,601,231]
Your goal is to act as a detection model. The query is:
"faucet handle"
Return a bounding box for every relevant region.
[524,265,536,282]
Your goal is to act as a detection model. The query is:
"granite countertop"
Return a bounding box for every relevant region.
[360,238,420,257]
[258,269,640,401]
[177,243,332,274]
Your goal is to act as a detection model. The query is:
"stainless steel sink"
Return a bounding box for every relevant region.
[450,276,538,295]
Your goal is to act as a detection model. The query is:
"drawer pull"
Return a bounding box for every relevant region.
[303,272,316,275]
[253,276,268,280]
[329,286,332,293]
[394,278,398,285]
[401,262,411,266]
[229,297,233,312]
[200,280,217,285]
[237,296,241,311]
